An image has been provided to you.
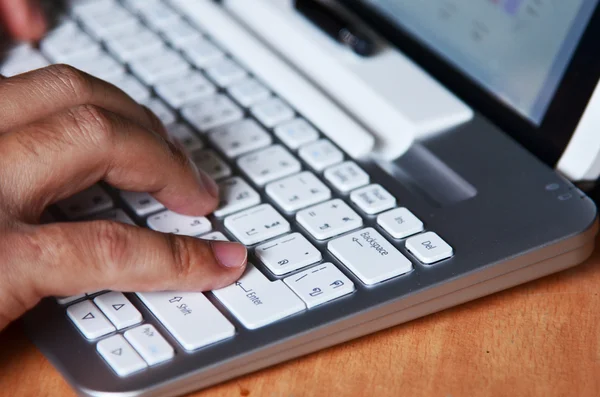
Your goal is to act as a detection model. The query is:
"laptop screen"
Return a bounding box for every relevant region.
[363,0,598,124]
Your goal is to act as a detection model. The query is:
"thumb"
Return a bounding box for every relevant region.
[25,221,247,298]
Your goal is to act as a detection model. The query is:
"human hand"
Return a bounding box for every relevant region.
[0,0,46,41]
[0,65,247,331]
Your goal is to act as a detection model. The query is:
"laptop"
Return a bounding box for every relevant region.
[2,0,598,395]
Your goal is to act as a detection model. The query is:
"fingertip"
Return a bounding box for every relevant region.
[178,167,219,216]
[210,241,247,269]
[198,169,219,200]
[158,182,219,217]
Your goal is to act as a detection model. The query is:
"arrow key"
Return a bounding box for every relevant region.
[67,300,115,339]
[95,292,143,330]
[97,335,147,377]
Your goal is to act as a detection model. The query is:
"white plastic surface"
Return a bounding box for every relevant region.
[221,0,473,159]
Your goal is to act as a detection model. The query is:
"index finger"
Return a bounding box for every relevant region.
[0,105,218,220]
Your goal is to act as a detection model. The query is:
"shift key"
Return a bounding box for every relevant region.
[136,292,235,351]
[212,264,306,330]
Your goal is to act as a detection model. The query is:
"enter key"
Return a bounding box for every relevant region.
[212,264,306,329]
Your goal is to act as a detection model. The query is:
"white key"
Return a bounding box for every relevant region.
[274,118,319,150]
[124,324,174,366]
[190,149,232,180]
[224,204,290,245]
[90,209,135,225]
[328,228,413,285]
[155,72,216,109]
[66,51,126,81]
[296,199,363,240]
[299,139,344,171]
[199,231,229,241]
[209,119,272,158]
[284,263,354,308]
[143,98,176,126]
[57,185,113,219]
[214,177,261,217]
[255,233,322,276]
[95,292,143,330]
[350,184,396,215]
[122,0,159,12]
[250,97,295,128]
[137,2,179,29]
[136,291,235,351]
[105,28,164,62]
[266,171,331,212]
[79,6,138,39]
[377,208,424,239]
[130,49,190,85]
[0,44,49,77]
[56,295,85,305]
[97,335,147,377]
[166,124,204,153]
[160,19,202,48]
[120,191,164,217]
[181,95,243,132]
[213,264,305,329]
[67,300,116,339]
[205,58,247,87]
[41,23,101,62]
[324,161,370,193]
[90,19,143,40]
[237,145,302,186]
[405,232,453,264]
[227,78,270,107]
[70,0,118,17]
[105,74,150,103]
[182,38,225,68]
[147,210,212,236]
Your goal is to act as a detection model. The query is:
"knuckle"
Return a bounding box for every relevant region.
[92,221,132,273]
[166,140,192,169]
[0,226,51,316]
[142,105,167,136]
[68,104,117,148]
[165,235,203,280]
[13,121,73,159]
[46,64,93,101]
[34,224,82,271]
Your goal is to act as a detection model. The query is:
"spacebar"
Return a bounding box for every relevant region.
[136,292,235,351]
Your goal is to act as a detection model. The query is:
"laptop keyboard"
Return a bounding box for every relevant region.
[2,0,455,378]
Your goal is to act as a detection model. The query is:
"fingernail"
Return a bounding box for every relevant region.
[199,170,219,199]
[211,241,247,269]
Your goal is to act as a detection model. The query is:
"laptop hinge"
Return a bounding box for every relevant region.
[557,78,600,182]
[222,0,474,160]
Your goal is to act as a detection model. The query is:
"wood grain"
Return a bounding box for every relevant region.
[2,237,599,397]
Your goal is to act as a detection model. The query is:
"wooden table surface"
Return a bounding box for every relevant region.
[2,237,599,397]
